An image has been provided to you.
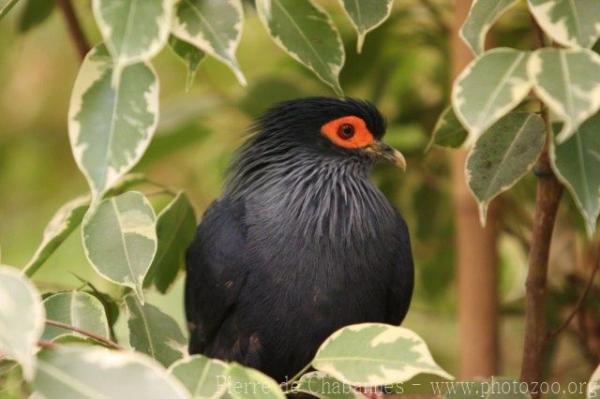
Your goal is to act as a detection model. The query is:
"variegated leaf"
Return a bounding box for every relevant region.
[0,266,44,380]
[528,0,600,49]
[452,48,532,145]
[23,196,89,277]
[172,0,246,86]
[227,363,286,399]
[312,323,452,387]
[33,346,190,399]
[293,371,363,399]
[82,191,157,302]
[426,106,468,150]
[169,36,206,92]
[551,112,600,238]
[168,355,229,398]
[124,294,187,367]
[528,48,600,143]
[144,192,196,293]
[338,0,394,53]
[42,291,109,342]
[467,112,545,225]
[69,45,159,201]
[589,363,600,399]
[92,0,172,68]
[256,0,345,96]
[460,0,519,56]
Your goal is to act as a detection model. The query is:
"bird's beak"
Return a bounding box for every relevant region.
[366,141,407,171]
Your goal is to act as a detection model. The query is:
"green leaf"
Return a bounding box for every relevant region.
[33,346,190,399]
[124,294,186,367]
[144,192,196,293]
[92,0,172,68]
[293,371,362,399]
[23,196,89,277]
[168,355,229,398]
[42,291,109,342]
[172,0,246,86]
[256,0,345,96]
[528,0,600,49]
[443,377,531,398]
[17,0,55,33]
[338,0,393,53]
[589,363,600,399]
[312,323,452,387]
[0,266,44,380]
[528,48,600,143]
[453,48,532,145]
[82,191,157,302]
[551,112,600,238]
[69,45,159,201]
[426,106,468,150]
[169,35,206,92]
[460,0,519,56]
[466,112,545,225]
[227,363,286,399]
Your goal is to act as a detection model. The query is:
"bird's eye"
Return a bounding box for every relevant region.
[337,123,355,140]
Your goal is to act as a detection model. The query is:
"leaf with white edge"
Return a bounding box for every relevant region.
[169,36,206,92]
[227,363,286,399]
[466,112,545,225]
[460,0,519,56]
[23,196,89,277]
[338,0,393,53]
[92,0,172,69]
[169,355,229,398]
[42,291,109,342]
[144,192,196,293]
[528,0,600,49]
[589,363,600,399]
[426,106,468,150]
[69,45,159,201]
[124,294,186,367]
[256,0,345,96]
[551,113,600,238]
[293,371,363,399]
[528,48,600,143]
[33,345,190,399]
[453,48,532,146]
[82,191,157,302]
[443,377,531,398]
[0,266,44,380]
[172,0,246,86]
[312,323,452,387]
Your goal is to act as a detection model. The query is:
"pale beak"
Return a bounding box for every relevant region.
[366,141,407,171]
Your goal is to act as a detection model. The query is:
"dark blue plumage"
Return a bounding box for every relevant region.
[185,97,414,382]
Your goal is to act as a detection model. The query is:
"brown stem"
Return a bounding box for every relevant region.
[37,340,56,349]
[56,0,90,60]
[547,247,600,340]
[519,105,563,396]
[45,319,122,350]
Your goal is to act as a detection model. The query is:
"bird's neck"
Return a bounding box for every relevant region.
[224,149,395,243]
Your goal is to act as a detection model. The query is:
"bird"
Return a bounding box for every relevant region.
[185,97,414,383]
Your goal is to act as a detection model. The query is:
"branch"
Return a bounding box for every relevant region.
[37,340,56,349]
[45,319,122,350]
[546,248,600,340]
[0,0,20,18]
[56,0,90,60]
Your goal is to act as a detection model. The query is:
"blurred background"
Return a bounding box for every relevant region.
[0,0,598,397]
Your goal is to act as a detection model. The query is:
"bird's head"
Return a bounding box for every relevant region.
[247,97,406,171]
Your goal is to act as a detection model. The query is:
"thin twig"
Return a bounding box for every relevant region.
[56,0,90,60]
[0,0,20,18]
[37,340,56,349]
[547,248,600,340]
[45,319,122,350]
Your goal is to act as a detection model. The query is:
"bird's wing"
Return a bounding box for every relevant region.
[385,213,415,325]
[185,198,248,353]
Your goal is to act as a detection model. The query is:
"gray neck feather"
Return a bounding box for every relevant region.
[224,141,395,246]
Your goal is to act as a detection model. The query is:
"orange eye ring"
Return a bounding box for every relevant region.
[321,116,374,149]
